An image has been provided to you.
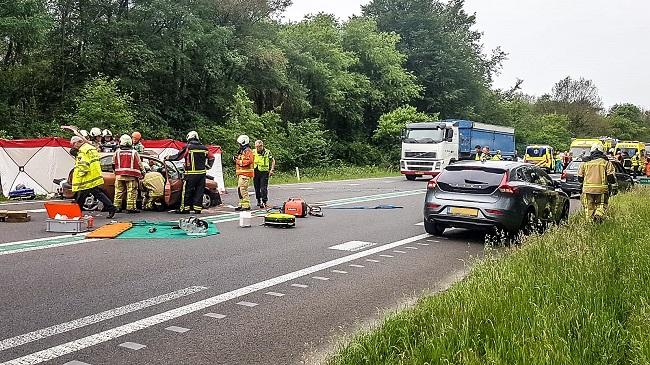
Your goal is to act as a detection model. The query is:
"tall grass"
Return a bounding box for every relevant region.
[328,188,650,365]
[222,165,399,188]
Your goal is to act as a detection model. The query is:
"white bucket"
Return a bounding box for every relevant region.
[239,211,252,228]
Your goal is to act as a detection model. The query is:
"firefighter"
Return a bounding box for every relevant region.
[473,145,482,161]
[253,139,275,209]
[89,128,102,149]
[165,131,215,214]
[70,136,117,217]
[491,150,503,161]
[141,163,165,211]
[132,131,145,154]
[577,143,616,223]
[101,129,118,152]
[631,151,641,177]
[113,135,144,213]
[234,135,254,211]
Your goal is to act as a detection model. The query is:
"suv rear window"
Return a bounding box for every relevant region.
[526,147,547,157]
[437,166,505,194]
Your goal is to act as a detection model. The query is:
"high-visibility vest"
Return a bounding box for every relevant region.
[72,143,104,192]
[254,149,273,171]
[632,154,640,167]
[474,152,481,161]
[114,149,143,178]
[578,157,614,194]
[491,154,502,161]
[236,147,254,177]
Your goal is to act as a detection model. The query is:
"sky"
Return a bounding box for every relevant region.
[282,0,650,109]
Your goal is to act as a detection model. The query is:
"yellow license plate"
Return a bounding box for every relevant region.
[449,207,479,217]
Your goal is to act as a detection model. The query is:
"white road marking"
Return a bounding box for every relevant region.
[62,361,91,365]
[165,326,190,333]
[204,313,226,319]
[236,301,259,308]
[345,183,361,186]
[265,292,285,297]
[298,187,315,190]
[365,259,380,263]
[0,234,86,248]
[290,284,308,288]
[0,200,64,206]
[393,250,406,254]
[405,246,418,250]
[1,233,429,365]
[426,240,440,243]
[0,286,208,351]
[416,243,430,246]
[0,239,102,257]
[349,264,365,268]
[329,241,376,252]
[118,342,146,351]
[415,222,424,226]
[379,254,394,258]
[331,270,348,274]
[312,276,330,281]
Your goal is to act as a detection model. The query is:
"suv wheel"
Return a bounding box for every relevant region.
[83,195,100,211]
[202,192,212,209]
[424,220,445,236]
[521,209,538,235]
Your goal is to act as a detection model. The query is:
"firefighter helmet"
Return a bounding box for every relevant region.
[237,135,250,145]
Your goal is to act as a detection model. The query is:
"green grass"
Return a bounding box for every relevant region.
[222,165,399,188]
[328,188,650,365]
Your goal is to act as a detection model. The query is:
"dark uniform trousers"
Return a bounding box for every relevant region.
[253,169,270,204]
[181,174,206,213]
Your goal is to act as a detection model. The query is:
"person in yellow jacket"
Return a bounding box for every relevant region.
[631,151,641,177]
[141,164,165,211]
[234,134,254,211]
[70,136,117,218]
[253,140,275,208]
[577,143,616,223]
[491,150,503,161]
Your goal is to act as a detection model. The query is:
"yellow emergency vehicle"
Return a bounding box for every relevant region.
[570,139,604,160]
[524,145,555,171]
[615,141,645,173]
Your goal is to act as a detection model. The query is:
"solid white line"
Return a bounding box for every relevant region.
[0,286,208,351]
[0,233,429,365]
[0,234,84,248]
[0,200,64,207]
[0,238,103,256]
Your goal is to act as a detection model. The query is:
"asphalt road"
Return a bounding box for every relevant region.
[0,175,577,365]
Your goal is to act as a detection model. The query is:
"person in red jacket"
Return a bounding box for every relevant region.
[234,135,254,211]
[113,135,144,213]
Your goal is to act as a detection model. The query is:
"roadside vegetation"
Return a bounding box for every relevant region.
[223,165,398,188]
[328,188,650,365]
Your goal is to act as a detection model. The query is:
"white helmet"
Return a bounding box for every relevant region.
[102,129,112,137]
[79,129,89,138]
[591,143,604,153]
[237,135,250,145]
[90,127,102,137]
[119,134,132,146]
[186,130,199,141]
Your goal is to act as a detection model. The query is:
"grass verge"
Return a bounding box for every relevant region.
[223,165,399,188]
[328,188,650,364]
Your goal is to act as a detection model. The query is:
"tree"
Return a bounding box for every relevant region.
[70,77,135,133]
[373,106,433,145]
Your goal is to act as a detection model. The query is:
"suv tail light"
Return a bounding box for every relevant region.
[498,172,519,195]
[427,175,440,190]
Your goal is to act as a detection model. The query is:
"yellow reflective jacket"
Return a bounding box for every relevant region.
[142,172,165,197]
[578,156,615,194]
[72,143,104,192]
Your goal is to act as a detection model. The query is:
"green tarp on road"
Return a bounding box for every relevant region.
[118,221,220,239]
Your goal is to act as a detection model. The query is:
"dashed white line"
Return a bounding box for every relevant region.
[62,361,91,365]
[0,286,208,351]
[331,270,348,274]
[165,326,190,333]
[265,292,285,297]
[1,233,429,365]
[416,243,430,246]
[349,264,365,268]
[291,284,309,288]
[118,342,146,351]
[379,254,394,258]
[236,301,259,308]
[405,246,418,250]
[204,313,226,319]
[393,250,406,254]
[365,259,380,263]
[312,276,330,281]
[414,222,424,226]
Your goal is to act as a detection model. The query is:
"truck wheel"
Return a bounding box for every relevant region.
[406,175,417,181]
[424,220,445,236]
